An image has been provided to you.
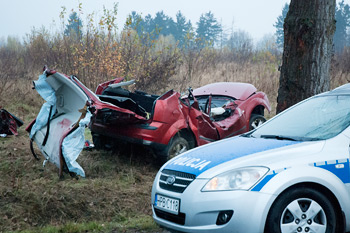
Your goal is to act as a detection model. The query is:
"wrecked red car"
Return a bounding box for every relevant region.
[27,67,270,177]
[90,78,271,162]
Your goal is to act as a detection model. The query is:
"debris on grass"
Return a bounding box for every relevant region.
[0,108,23,136]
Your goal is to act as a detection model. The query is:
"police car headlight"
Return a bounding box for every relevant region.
[202,167,269,191]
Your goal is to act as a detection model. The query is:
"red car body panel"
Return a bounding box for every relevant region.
[90,90,186,146]
[193,82,257,99]
[95,77,124,95]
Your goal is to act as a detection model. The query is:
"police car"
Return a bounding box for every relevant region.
[151,84,350,233]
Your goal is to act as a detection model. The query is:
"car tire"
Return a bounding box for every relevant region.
[162,136,189,162]
[249,114,266,130]
[92,133,110,150]
[265,187,339,233]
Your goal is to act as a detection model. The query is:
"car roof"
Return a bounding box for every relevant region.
[323,83,350,96]
[193,82,257,100]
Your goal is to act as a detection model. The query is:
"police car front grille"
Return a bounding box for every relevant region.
[159,169,196,193]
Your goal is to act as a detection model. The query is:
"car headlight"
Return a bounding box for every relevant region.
[202,167,269,192]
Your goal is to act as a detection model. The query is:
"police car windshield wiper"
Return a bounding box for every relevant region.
[241,132,255,138]
[260,135,320,141]
[260,135,298,141]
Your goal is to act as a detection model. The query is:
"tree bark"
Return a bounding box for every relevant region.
[276,0,336,114]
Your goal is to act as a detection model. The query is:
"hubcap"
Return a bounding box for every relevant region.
[251,118,265,129]
[280,198,327,233]
[169,143,187,159]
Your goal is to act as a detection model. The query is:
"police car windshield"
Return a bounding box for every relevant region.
[251,95,350,141]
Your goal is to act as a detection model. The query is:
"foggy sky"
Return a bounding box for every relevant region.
[0,0,347,42]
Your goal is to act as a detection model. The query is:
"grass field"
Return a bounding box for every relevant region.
[1,58,350,232]
[0,99,166,233]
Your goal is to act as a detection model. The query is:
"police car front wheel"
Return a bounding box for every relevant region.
[265,187,340,233]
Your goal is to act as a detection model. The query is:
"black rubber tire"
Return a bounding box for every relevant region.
[249,114,266,130]
[92,133,108,150]
[162,136,189,163]
[265,187,339,233]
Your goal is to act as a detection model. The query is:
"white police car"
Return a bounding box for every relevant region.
[151,84,350,233]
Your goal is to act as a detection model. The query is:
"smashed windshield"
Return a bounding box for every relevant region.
[250,95,350,141]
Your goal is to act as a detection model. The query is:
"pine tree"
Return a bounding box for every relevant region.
[64,11,83,38]
[153,11,175,38]
[143,14,154,34]
[125,11,144,34]
[174,11,192,47]
[274,3,289,49]
[196,11,222,47]
[334,0,350,53]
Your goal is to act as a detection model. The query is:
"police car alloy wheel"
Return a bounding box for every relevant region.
[265,186,340,233]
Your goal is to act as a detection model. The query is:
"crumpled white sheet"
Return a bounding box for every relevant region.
[30,71,90,177]
[61,112,92,177]
[30,72,56,138]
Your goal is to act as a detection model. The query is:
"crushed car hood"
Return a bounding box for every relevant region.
[193,82,257,100]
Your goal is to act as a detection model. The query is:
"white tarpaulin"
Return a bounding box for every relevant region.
[30,73,56,139]
[61,112,92,177]
[30,71,90,177]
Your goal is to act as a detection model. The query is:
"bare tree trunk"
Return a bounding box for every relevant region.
[276,0,336,113]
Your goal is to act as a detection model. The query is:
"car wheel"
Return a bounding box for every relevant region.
[265,187,339,233]
[249,114,266,130]
[92,133,110,150]
[165,136,189,161]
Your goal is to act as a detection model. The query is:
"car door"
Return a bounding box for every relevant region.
[209,96,248,139]
[187,95,219,145]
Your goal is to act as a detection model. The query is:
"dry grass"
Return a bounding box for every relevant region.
[331,70,350,89]
[1,57,350,232]
[0,80,164,232]
[0,124,163,232]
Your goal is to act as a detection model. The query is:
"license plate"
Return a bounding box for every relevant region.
[154,194,180,214]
